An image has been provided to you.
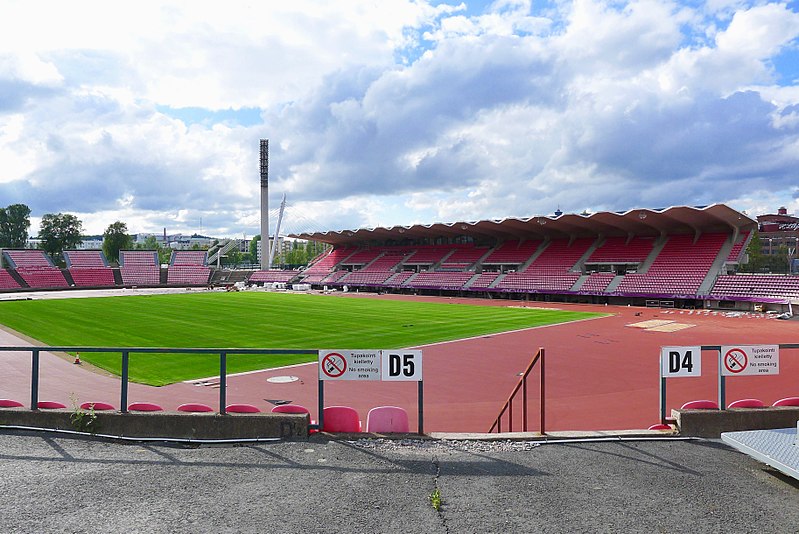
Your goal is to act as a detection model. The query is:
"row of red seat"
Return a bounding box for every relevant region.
[0,400,410,433]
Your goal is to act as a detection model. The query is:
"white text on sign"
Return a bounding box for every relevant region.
[660,346,702,377]
[721,345,779,376]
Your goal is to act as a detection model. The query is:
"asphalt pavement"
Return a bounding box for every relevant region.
[0,430,797,533]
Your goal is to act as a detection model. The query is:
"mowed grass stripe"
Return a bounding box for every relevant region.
[0,292,603,385]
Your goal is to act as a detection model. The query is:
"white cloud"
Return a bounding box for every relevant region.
[0,0,798,237]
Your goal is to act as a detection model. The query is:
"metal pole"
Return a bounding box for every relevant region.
[659,376,667,423]
[508,397,514,433]
[718,348,725,410]
[30,349,40,410]
[417,380,424,434]
[540,347,546,435]
[522,375,528,432]
[317,380,325,431]
[120,351,129,413]
[219,352,227,415]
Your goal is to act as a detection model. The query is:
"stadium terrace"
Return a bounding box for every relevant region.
[288,204,795,313]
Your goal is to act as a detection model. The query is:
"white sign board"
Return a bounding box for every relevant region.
[319,350,381,381]
[381,350,423,381]
[660,346,702,377]
[721,345,780,376]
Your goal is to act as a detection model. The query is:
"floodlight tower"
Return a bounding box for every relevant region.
[259,139,269,270]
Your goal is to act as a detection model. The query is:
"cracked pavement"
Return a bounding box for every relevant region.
[0,431,797,533]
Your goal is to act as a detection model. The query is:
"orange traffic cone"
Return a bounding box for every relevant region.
[74,353,81,365]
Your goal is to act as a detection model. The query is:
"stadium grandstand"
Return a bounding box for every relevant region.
[273,204,795,313]
[1,204,798,313]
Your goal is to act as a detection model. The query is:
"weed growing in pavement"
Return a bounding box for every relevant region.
[69,395,99,434]
[429,487,442,511]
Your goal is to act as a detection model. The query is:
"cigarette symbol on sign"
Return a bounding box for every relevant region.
[322,353,347,378]
[724,348,748,374]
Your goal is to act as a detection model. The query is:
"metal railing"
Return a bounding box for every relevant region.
[488,347,545,434]
[0,346,317,414]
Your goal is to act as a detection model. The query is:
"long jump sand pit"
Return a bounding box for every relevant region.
[1,290,798,433]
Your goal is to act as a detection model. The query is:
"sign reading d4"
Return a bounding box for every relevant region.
[660,346,702,377]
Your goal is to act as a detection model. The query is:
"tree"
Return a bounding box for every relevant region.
[222,249,243,267]
[102,221,132,264]
[137,236,172,265]
[0,203,31,248]
[249,235,260,265]
[38,213,83,261]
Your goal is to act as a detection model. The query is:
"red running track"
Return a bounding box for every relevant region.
[1,293,798,433]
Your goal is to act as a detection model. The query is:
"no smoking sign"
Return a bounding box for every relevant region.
[721,345,779,376]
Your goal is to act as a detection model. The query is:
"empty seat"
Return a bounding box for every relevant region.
[772,396,799,407]
[647,423,673,431]
[0,399,24,408]
[680,400,719,410]
[37,401,67,409]
[225,403,261,413]
[177,403,214,413]
[322,406,362,433]
[726,398,765,409]
[366,406,410,433]
[271,404,318,432]
[127,402,164,412]
[79,401,115,411]
[271,404,311,414]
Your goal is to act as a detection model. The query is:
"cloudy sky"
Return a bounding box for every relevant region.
[1,0,798,238]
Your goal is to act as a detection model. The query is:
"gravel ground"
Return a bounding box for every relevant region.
[0,430,797,533]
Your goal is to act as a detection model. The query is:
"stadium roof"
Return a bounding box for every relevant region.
[291,204,757,246]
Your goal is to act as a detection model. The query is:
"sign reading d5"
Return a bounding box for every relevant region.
[381,350,423,381]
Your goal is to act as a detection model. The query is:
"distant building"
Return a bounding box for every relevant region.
[757,207,799,256]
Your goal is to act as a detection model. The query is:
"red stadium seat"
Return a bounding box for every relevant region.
[647,424,673,431]
[127,402,163,412]
[366,406,410,433]
[0,399,24,408]
[80,401,115,411]
[772,396,799,407]
[680,400,719,410]
[177,403,214,413]
[726,398,765,409]
[37,401,67,409]
[225,403,261,413]
[322,406,361,433]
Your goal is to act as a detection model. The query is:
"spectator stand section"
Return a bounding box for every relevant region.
[2,249,68,289]
[291,204,798,312]
[249,269,301,286]
[167,251,211,286]
[64,250,116,288]
[119,250,160,286]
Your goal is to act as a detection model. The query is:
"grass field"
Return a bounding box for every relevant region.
[0,291,604,385]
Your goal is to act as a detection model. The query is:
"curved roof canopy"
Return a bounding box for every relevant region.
[291,204,757,247]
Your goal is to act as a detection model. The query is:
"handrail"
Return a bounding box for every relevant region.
[0,346,317,416]
[488,347,545,434]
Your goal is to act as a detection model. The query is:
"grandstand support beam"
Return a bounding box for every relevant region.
[260,139,269,270]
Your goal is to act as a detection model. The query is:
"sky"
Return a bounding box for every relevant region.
[1,0,798,238]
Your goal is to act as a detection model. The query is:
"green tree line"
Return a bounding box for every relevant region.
[0,201,327,269]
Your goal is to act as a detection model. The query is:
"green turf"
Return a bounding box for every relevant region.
[0,292,603,385]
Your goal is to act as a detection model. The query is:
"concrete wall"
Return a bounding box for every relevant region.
[0,408,309,441]
[672,407,799,438]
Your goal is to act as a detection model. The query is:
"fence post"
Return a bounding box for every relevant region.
[120,351,129,413]
[30,349,40,410]
[418,380,424,434]
[540,347,546,435]
[219,351,227,415]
